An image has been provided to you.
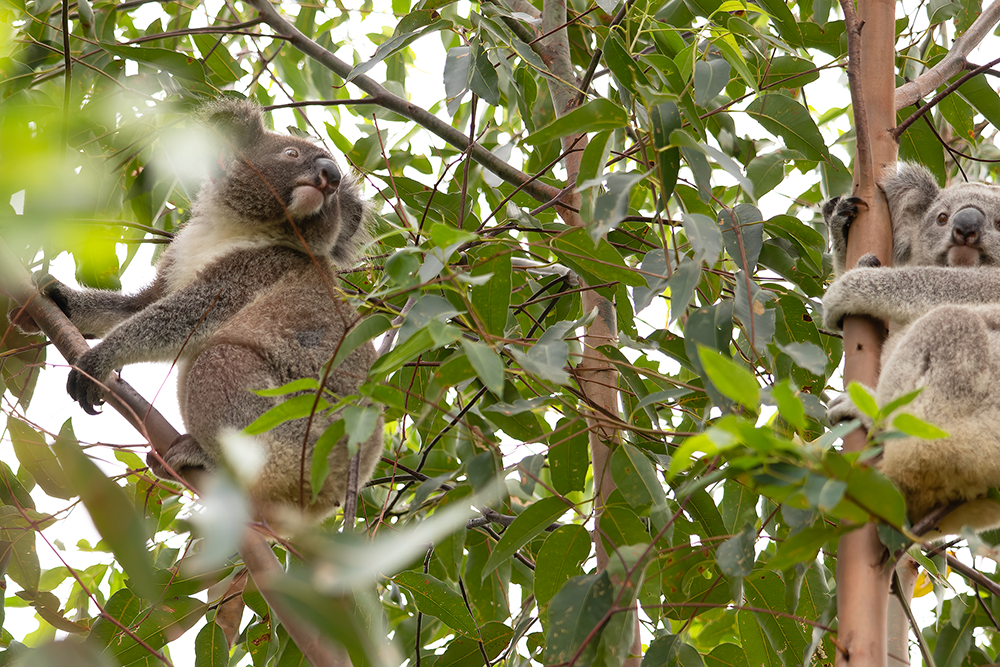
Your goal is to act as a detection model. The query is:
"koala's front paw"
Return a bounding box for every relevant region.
[827,390,873,429]
[823,196,866,276]
[147,435,213,481]
[67,348,112,415]
[823,196,865,243]
[7,273,73,335]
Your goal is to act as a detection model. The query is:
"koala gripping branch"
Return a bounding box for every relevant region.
[0,239,342,667]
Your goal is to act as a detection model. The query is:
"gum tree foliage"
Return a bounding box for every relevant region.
[0,0,999,663]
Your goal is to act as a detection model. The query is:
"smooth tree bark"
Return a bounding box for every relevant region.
[834,0,897,663]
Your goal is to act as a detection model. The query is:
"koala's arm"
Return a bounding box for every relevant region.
[822,266,1000,330]
[43,275,168,338]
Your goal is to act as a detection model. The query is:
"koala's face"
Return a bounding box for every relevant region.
[201,100,361,252]
[883,162,1000,268]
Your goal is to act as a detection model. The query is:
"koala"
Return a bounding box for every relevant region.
[823,162,1000,536]
[17,99,383,523]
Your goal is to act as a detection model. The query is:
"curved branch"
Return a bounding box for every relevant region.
[893,55,1000,139]
[244,0,563,206]
[0,239,340,667]
[895,0,1000,109]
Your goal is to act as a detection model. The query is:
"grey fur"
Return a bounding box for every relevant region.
[823,162,1000,535]
[20,99,383,523]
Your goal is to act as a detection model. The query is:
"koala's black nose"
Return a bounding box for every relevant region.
[952,207,984,245]
[316,158,341,191]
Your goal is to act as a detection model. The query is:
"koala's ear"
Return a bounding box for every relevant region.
[201,98,266,155]
[882,162,939,222]
[882,162,938,266]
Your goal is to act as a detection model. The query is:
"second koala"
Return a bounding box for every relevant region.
[824,162,1000,535]
[25,100,383,523]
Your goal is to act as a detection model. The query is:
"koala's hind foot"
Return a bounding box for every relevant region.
[827,388,874,431]
[147,434,213,482]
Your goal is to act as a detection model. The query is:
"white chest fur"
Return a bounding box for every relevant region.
[161,202,278,293]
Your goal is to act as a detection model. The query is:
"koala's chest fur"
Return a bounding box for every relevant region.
[161,202,295,294]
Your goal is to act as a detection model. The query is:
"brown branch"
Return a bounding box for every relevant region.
[244,0,565,207]
[895,0,1000,108]
[838,0,872,191]
[893,56,1000,140]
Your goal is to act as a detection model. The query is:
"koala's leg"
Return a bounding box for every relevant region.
[173,342,381,520]
[877,305,1000,529]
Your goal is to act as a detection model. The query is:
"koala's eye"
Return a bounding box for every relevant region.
[937,212,949,225]
[284,148,299,158]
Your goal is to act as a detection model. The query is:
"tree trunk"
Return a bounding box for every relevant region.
[834,0,898,662]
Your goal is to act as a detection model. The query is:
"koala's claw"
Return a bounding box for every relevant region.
[823,196,866,243]
[857,253,882,268]
[67,350,110,415]
[67,369,104,415]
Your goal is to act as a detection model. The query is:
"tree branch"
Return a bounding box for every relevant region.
[244,0,564,207]
[895,0,1000,109]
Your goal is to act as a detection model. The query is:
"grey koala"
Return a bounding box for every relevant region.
[823,162,1000,535]
[18,99,383,523]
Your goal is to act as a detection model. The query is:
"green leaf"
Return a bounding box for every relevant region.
[9,417,72,500]
[346,11,451,82]
[310,421,346,502]
[244,394,330,435]
[643,635,706,666]
[508,324,571,385]
[590,171,648,241]
[769,524,851,571]
[534,525,590,606]
[697,346,759,410]
[846,382,879,419]
[548,418,590,495]
[461,339,505,397]
[330,314,393,370]
[343,404,381,449]
[694,59,730,107]
[480,496,567,580]
[745,94,831,162]
[393,571,478,636]
[717,204,763,273]
[650,102,682,202]
[550,228,645,287]
[892,413,949,439]
[933,608,974,667]
[756,0,803,45]
[683,212,723,263]
[543,572,614,665]
[437,621,514,666]
[611,443,667,512]
[776,341,826,375]
[52,427,158,600]
[525,99,629,145]
[470,245,512,339]
[98,42,207,82]
[194,622,228,667]
[470,39,500,106]
[715,524,754,578]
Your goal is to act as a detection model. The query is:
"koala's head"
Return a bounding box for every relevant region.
[883,162,1000,268]
[200,98,367,263]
